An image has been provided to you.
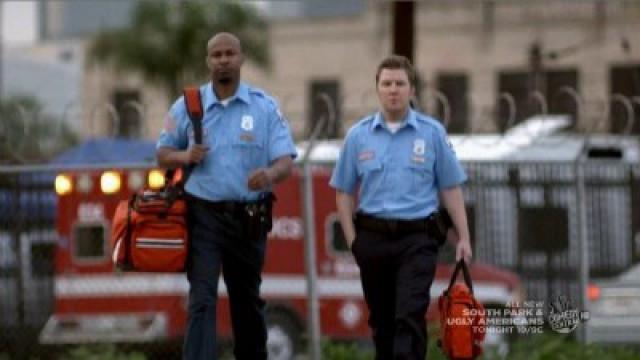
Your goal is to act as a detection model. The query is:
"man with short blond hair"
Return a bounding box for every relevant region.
[331,55,472,359]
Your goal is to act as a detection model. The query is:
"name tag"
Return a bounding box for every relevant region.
[358,150,375,161]
[412,155,425,163]
[240,132,255,142]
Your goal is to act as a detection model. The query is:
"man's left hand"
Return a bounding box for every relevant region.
[248,168,275,191]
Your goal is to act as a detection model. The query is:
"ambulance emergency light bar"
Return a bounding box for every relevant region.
[55,169,166,196]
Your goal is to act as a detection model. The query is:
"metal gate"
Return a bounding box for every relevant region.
[466,160,640,306]
[0,167,57,356]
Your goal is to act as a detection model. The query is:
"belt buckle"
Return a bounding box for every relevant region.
[245,203,257,217]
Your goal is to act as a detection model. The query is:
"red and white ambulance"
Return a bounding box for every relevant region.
[40,140,523,359]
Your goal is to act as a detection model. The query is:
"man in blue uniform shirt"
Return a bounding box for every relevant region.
[156,32,296,360]
[330,55,472,360]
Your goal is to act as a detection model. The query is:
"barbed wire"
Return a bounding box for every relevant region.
[1,88,638,164]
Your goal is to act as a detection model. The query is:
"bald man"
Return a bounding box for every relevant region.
[157,32,297,360]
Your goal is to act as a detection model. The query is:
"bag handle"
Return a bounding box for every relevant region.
[165,86,204,196]
[447,259,474,294]
[133,190,173,214]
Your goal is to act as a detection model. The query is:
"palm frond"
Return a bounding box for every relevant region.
[86,0,270,100]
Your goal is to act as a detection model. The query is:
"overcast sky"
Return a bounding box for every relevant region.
[2,1,37,46]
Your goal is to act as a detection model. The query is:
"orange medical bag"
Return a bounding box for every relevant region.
[437,259,486,359]
[110,87,202,272]
[111,189,188,272]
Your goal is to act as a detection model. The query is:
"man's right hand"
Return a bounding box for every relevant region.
[182,144,209,165]
[346,232,357,249]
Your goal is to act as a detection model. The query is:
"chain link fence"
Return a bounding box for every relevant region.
[466,160,640,304]
[1,89,639,358]
[1,87,639,165]
[0,159,638,358]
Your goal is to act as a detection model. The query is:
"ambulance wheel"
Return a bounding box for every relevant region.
[266,310,300,360]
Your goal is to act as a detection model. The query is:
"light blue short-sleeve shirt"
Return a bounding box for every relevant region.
[157,82,297,201]
[329,109,466,219]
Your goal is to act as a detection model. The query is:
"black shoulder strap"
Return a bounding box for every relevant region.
[165,86,204,191]
[183,86,203,144]
[447,259,474,294]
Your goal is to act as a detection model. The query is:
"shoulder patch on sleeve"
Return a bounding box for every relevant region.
[263,95,287,125]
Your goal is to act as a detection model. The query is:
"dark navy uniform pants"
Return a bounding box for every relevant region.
[352,225,440,360]
[183,196,268,360]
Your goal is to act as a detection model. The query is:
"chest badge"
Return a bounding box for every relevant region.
[413,139,425,155]
[241,115,254,131]
[412,139,426,163]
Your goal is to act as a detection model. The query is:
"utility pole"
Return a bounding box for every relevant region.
[392,1,415,63]
[529,41,544,95]
[0,2,4,100]
[392,1,419,104]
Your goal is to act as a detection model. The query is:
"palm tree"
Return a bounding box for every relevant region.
[87,0,270,101]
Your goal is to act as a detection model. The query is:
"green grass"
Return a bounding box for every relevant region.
[60,344,146,360]
[320,334,640,360]
[5,335,638,360]
[496,333,640,360]
[322,340,374,360]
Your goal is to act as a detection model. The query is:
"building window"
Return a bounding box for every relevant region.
[547,70,579,125]
[498,71,529,131]
[518,206,569,253]
[113,89,142,138]
[73,223,107,261]
[436,73,469,133]
[610,64,640,134]
[497,69,578,130]
[308,80,341,139]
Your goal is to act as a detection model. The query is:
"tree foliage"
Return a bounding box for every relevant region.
[87,0,270,101]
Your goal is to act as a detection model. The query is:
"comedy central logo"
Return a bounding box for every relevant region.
[547,295,589,334]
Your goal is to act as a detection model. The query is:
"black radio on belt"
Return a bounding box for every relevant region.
[430,207,454,245]
[246,192,276,239]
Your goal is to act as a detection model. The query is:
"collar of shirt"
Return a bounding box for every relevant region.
[371,109,418,133]
[203,81,251,110]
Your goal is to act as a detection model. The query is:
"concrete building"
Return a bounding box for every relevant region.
[251,0,640,139]
[47,0,640,141]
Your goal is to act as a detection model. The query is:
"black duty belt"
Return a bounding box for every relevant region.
[210,200,251,214]
[355,212,440,235]
[188,194,272,216]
